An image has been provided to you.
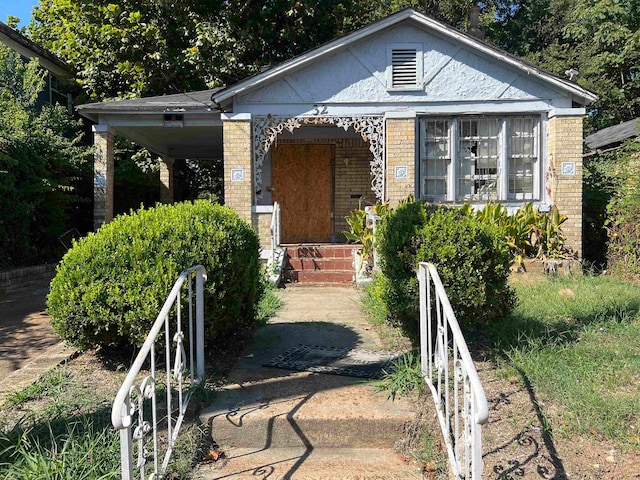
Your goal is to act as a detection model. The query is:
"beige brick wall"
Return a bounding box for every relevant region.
[385,118,416,207]
[223,119,253,222]
[335,139,376,241]
[159,158,174,204]
[254,212,272,251]
[548,116,583,258]
[93,126,114,230]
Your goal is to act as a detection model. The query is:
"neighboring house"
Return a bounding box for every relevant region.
[0,21,75,112]
[584,117,640,154]
[78,8,596,257]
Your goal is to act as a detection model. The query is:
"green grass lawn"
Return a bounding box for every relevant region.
[490,274,640,449]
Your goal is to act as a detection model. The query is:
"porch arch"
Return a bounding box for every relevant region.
[253,115,385,201]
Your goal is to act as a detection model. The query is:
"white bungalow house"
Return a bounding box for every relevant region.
[78,8,596,276]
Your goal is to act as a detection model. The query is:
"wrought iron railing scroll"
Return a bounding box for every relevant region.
[112,265,206,480]
[417,262,489,480]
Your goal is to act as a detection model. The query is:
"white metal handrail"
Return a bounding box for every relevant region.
[271,201,281,263]
[112,265,206,480]
[417,262,489,480]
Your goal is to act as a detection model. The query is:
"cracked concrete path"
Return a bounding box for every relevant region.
[195,286,421,480]
[0,274,72,402]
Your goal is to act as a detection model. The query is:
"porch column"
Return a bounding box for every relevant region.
[385,113,417,207]
[93,124,114,230]
[548,110,585,258]
[222,113,253,222]
[159,157,175,204]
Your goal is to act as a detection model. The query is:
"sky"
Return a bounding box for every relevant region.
[0,0,38,29]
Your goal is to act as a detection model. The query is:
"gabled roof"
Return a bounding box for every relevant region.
[213,8,597,107]
[76,88,222,122]
[585,118,640,150]
[0,21,73,79]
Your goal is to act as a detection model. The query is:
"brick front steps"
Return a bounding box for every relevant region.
[283,245,355,284]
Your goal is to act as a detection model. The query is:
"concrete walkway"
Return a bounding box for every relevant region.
[195,286,421,480]
[0,273,72,403]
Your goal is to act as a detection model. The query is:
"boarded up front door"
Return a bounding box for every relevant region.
[272,144,333,244]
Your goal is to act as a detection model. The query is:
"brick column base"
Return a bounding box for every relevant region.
[385,117,416,206]
[93,125,114,230]
[548,115,583,258]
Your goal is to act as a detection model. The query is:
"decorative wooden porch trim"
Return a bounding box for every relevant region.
[253,115,385,200]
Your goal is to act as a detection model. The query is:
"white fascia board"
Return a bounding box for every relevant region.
[0,35,73,79]
[404,12,598,105]
[241,99,556,117]
[220,113,252,121]
[385,111,417,119]
[95,114,222,128]
[548,108,586,118]
[252,205,274,213]
[214,9,597,107]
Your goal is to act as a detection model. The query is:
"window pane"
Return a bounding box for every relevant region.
[457,118,499,201]
[508,117,537,199]
[421,120,450,201]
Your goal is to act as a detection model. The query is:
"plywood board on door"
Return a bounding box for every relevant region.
[272,144,333,244]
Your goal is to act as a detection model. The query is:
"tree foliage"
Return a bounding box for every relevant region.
[30,0,375,100]
[585,134,640,276]
[0,44,91,268]
[486,0,640,132]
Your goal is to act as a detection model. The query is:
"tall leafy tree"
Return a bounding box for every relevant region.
[30,0,376,100]
[483,0,640,132]
[484,0,575,56]
[559,0,640,130]
[0,44,91,267]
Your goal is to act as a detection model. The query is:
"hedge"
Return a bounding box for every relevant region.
[47,201,262,350]
[375,198,514,340]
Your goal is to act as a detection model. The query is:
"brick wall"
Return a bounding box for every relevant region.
[159,158,174,204]
[0,264,56,292]
[93,126,114,230]
[223,119,253,222]
[385,118,416,207]
[254,212,272,251]
[334,139,376,242]
[548,115,583,258]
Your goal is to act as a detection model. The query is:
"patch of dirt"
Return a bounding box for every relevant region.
[1,343,244,432]
[477,360,640,480]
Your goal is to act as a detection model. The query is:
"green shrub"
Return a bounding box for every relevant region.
[415,208,515,330]
[47,201,262,349]
[374,198,514,340]
[375,198,428,334]
[602,140,640,278]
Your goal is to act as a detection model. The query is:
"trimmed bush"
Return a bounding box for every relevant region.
[47,201,262,350]
[375,198,515,340]
[415,208,515,330]
[375,198,428,333]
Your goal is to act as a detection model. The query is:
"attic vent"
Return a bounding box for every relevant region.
[392,48,418,87]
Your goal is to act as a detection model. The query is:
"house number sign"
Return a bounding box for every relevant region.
[394,166,408,179]
[561,162,576,176]
[231,169,245,182]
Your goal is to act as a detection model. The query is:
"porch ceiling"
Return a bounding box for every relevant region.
[77,89,224,159]
[109,123,223,160]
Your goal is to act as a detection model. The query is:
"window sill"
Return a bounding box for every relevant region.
[252,205,274,214]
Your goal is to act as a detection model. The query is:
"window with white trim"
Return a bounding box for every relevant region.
[387,43,422,90]
[508,117,537,200]
[419,116,540,202]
